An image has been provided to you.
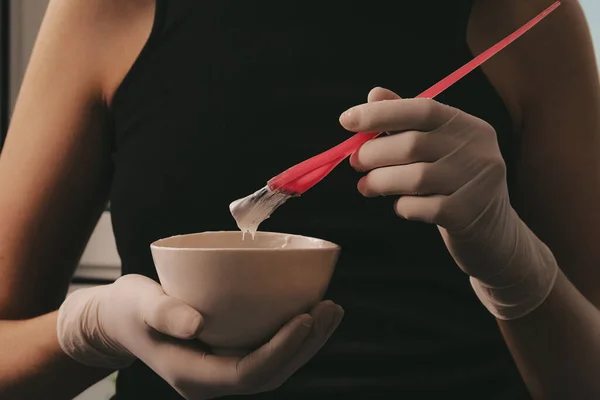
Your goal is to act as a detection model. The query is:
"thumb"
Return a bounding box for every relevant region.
[367,86,402,102]
[136,280,204,340]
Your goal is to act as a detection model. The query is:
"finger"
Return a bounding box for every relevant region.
[136,315,312,397]
[349,130,452,172]
[340,98,458,134]
[233,313,314,391]
[357,162,464,198]
[261,301,344,391]
[134,306,335,398]
[393,195,451,226]
[140,289,204,340]
[131,330,237,395]
[367,86,401,102]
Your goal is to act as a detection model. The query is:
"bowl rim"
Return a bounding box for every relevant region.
[150,231,341,252]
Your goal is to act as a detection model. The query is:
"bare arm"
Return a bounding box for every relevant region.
[0,0,154,397]
[468,0,600,398]
[0,314,113,399]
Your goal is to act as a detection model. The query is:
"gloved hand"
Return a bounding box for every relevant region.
[57,274,343,399]
[339,87,558,320]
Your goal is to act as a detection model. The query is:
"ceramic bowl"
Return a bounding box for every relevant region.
[150,231,340,354]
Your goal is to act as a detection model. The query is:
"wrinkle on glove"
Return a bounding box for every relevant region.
[57,286,135,369]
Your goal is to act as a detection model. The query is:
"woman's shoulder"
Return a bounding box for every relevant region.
[44,0,156,105]
[467,0,588,131]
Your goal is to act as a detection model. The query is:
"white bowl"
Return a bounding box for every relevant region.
[150,231,340,354]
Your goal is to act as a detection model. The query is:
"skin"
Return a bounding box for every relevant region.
[0,0,598,399]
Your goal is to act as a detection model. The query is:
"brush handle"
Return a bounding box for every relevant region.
[267,133,379,192]
[268,1,561,195]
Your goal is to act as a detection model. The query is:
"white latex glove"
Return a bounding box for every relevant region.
[58,274,343,399]
[339,87,558,320]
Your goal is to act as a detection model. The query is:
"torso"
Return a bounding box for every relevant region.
[108,1,529,398]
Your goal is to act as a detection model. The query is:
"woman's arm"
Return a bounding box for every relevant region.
[0,0,154,397]
[468,0,600,397]
[0,314,113,399]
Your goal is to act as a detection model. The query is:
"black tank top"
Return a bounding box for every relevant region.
[109,1,529,398]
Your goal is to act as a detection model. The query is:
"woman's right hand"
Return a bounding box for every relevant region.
[57,274,343,399]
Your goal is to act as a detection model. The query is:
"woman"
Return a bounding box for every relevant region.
[1,0,599,398]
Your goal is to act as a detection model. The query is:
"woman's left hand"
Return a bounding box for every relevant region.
[339,87,521,284]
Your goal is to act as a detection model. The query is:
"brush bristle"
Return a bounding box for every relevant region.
[229,186,294,235]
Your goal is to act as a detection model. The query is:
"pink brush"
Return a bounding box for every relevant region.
[268,0,561,196]
[230,1,561,233]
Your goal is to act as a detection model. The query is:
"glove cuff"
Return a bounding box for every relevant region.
[469,221,559,320]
